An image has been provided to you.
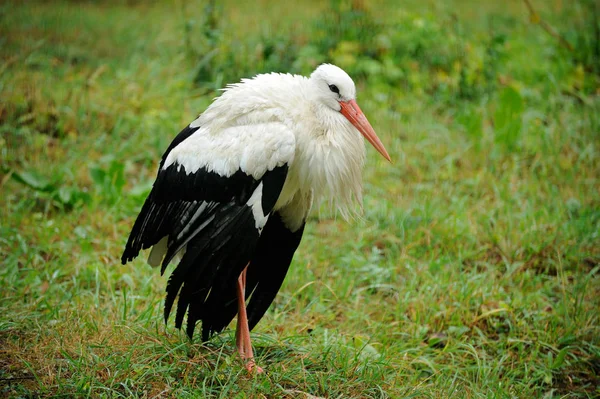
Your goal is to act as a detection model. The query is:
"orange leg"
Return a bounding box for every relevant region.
[236,265,263,373]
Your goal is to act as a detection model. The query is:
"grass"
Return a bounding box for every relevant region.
[1,0,599,397]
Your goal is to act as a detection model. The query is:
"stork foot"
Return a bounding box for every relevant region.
[236,265,264,374]
[236,326,264,374]
[244,359,264,374]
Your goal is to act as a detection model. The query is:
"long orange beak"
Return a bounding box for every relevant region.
[339,100,391,162]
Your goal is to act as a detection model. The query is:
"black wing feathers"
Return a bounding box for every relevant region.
[246,213,305,330]
[259,165,288,213]
[121,165,263,265]
[189,212,306,339]
[122,124,199,264]
[121,123,294,340]
[154,166,260,204]
[164,204,259,331]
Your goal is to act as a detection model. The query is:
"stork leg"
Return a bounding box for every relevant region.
[236,264,263,373]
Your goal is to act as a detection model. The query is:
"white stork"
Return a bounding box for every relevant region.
[121,64,390,372]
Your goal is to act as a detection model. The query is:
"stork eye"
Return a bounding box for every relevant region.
[328,84,340,94]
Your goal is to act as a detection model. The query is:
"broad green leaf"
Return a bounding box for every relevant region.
[12,170,53,192]
[89,167,107,186]
[551,347,570,369]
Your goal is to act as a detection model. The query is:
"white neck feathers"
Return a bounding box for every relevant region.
[191,71,367,218]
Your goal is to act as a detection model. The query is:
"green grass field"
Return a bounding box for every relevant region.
[1,0,598,397]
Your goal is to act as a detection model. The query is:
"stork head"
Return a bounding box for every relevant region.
[309,64,391,162]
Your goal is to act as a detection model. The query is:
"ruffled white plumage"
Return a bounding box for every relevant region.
[180,67,366,222]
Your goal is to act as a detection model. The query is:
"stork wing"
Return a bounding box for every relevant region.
[121,122,295,339]
[195,212,306,338]
[195,192,311,338]
[246,212,305,330]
